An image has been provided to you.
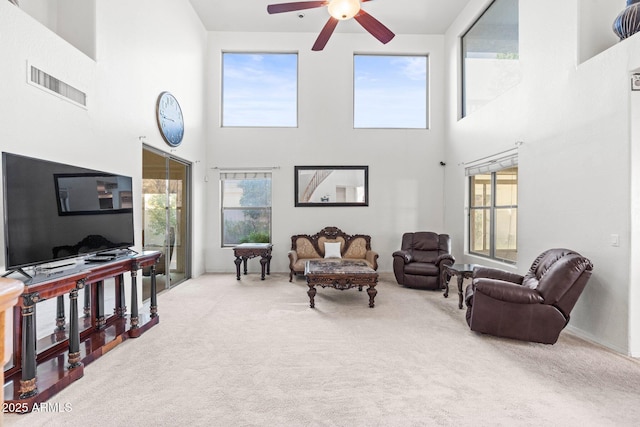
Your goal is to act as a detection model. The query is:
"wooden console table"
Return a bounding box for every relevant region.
[233,243,273,280]
[2,251,161,413]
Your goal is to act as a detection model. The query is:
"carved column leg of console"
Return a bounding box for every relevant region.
[20,293,39,399]
[130,267,139,330]
[83,285,90,317]
[150,265,158,318]
[96,280,105,329]
[56,295,66,331]
[114,274,126,318]
[68,280,84,368]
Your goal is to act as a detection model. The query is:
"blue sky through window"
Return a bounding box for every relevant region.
[354,55,428,129]
[222,53,298,127]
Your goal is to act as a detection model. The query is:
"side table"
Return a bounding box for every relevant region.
[441,263,479,309]
[233,243,273,280]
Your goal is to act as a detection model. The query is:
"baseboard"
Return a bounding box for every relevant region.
[564,324,632,357]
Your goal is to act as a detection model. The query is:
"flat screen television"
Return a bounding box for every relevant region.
[2,152,135,273]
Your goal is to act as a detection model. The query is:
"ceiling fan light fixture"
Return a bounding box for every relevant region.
[327,0,361,20]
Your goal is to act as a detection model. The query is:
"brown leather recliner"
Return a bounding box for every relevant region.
[464,248,593,344]
[392,232,455,290]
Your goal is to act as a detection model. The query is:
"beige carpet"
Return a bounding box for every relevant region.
[5,273,640,426]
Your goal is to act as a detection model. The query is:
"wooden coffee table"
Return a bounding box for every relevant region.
[304,259,378,308]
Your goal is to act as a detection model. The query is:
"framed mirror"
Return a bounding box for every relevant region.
[294,166,368,207]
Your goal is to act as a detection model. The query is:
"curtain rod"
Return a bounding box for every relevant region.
[211,166,280,171]
[459,142,523,166]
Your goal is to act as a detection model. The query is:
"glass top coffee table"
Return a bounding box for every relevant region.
[304,259,378,308]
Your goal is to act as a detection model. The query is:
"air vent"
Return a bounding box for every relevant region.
[29,65,87,107]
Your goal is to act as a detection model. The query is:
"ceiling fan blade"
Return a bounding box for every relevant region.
[354,9,395,44]
[267,1,328,14]
[312,17,339,51]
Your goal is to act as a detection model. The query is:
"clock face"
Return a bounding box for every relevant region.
[156,92,184,147]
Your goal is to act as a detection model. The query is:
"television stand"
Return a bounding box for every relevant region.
[98,248,133,257]
[40,262,76,270]
[3,251,161,413]
[2,268,33,280]
[85,255,116,263]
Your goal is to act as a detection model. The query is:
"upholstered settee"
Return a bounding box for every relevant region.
[288,226,379,281]
[464,248,593,344]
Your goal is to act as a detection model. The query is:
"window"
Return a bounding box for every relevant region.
[221,172,272,246]
[461,0,520,117]
[468,161,517,263]
[354,55,428,129]
[222,53,297,127]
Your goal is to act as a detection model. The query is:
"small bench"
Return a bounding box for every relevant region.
[287,226,379,282]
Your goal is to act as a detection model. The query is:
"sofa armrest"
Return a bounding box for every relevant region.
[435,253,455,268]
[392,250,412,264]
[474,278,544,304]
[288,250,298,266]
[366,250,379,270]
[473,266,524,284]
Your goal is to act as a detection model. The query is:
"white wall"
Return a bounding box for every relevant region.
[19,0,96,59]
[0,0,208,276]
[204,32,447,274]
[444,0,640,355]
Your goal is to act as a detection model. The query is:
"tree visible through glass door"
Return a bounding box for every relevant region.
[142,148,190,298]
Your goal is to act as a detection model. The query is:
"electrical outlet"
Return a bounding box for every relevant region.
[632,74,640,91]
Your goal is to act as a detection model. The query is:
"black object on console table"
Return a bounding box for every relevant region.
[2,251,161,413]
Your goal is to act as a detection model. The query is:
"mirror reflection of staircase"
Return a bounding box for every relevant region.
[301,170,332,202]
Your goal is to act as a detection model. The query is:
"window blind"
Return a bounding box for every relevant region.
[464,153,518,176]
[220,172,271,180]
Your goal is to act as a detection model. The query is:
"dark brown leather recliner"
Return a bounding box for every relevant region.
[392,232,455,290]
[464,248,593,344]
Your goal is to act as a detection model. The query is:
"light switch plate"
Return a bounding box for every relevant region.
[610,234,620,247]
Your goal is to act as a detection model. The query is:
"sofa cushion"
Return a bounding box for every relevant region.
[411,250,439,263]
[318,237,345,256]
[344,236,368,259]
[404,262,439,276]
[324,242,342,258]
[292,258,314,272]
[295,237,321,259]
[413,232,440,251]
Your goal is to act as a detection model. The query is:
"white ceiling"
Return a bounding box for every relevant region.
[188,0,472,35]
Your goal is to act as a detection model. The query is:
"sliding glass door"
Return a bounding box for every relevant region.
[142,147,191,296]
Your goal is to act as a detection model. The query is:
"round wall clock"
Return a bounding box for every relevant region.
[156,91,184,147]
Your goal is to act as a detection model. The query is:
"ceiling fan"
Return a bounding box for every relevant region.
[267,0,395,51]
